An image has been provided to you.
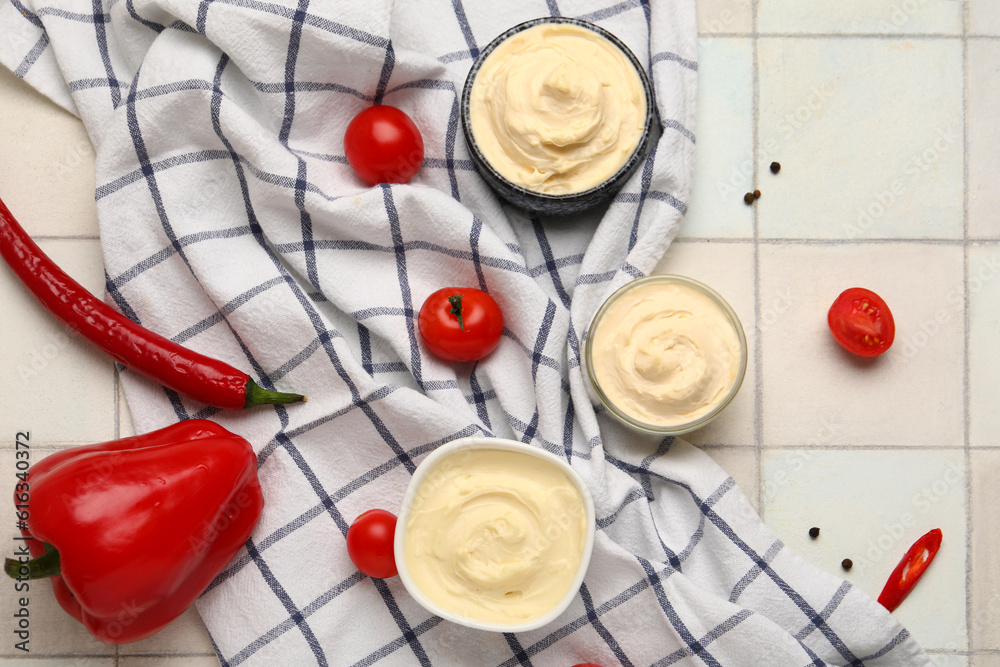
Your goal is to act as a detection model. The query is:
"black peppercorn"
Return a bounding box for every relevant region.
[809,527,820,539]
[842,558,853,570]
[743,192,755,205]
[770,161,781,174]
[753,189,761,199]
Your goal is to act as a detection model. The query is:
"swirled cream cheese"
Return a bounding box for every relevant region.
[468,22,647,195]
[590,280,742,427]
[402,448,588,625]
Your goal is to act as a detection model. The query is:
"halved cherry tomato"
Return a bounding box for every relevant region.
[418,287,503,362]
[827,287,895,357]
[877,528,942,612]
[346,509,398,578]
[344,105,424,186]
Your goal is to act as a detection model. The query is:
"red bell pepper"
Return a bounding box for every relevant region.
[4,419,263,643]
[877,528,942,612]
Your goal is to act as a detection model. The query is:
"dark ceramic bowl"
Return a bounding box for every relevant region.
[460,17,655,216]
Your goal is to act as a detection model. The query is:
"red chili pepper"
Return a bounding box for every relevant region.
[877,528,942,612]
[3,419,264,643]
[0,195,305,409]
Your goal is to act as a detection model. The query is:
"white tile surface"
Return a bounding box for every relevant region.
[677,38,755,239]
[0,660,114,666]
[0,66,98,238]
[758,0,964,35]
[970,450,1000,651]
[697,0,753,35]
[968,40,1000,239]
[758,37,964,240]
[969,244,1000,446]
[763,448,967,651]
[0,239,117,444]
[969,3,1000,36]
[759,243,964,447]
[933,656,970,667]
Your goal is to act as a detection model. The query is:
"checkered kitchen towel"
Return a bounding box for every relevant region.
[1,0,931,664]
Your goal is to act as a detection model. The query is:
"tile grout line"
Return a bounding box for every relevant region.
[751,0,763,514]
[34,235,101,242]
[700,31,989,39]
[962,0,973,655]
[675,236,1000,245]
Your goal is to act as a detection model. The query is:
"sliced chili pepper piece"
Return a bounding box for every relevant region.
[877,528,942,612]
[0,196,305,409]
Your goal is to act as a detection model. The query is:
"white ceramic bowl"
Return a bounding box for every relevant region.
[394,436,595,633]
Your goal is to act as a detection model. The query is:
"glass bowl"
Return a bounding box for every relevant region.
[460,17,655,216]
[584,275,748,435]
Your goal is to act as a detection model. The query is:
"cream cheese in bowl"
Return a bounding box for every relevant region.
[585,275,747,435]
[395,438,594,632]
[468,21,647,195]
[461,17,654,215]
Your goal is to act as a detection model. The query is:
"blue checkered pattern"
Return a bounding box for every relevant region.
[1,0,931,664]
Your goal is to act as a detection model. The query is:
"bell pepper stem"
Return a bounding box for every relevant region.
[4,544,60,580]
[244,378,306,408]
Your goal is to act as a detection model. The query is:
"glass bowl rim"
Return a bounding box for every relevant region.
[584,274,749,436]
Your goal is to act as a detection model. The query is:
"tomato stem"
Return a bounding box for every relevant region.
[448,294,468,332]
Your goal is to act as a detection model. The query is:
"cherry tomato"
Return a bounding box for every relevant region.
[346,509,398,578]
[418,287,503,362]
[827,287,895,357]
[344,105,424,186]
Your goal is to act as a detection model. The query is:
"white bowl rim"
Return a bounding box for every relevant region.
[394,436,596,633]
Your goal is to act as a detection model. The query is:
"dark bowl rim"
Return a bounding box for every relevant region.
[460,16,656,205]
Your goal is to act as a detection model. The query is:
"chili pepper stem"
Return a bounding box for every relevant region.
[4,544,60,580]
[244,379,307,408]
